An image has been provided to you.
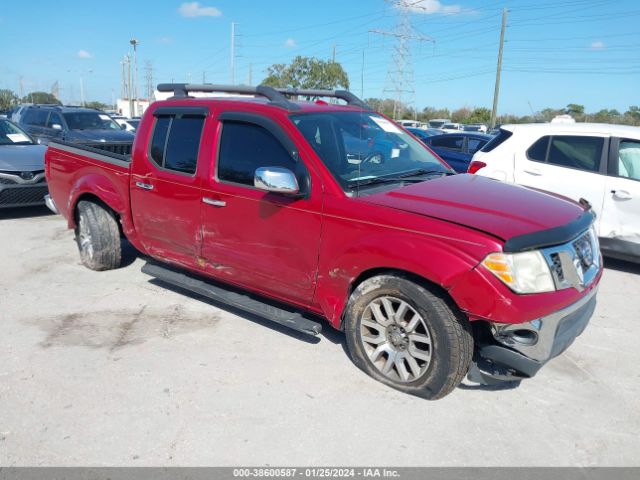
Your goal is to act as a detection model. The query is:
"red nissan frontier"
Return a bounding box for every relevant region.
[44,84,602,399]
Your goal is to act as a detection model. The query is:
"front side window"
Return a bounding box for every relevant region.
[547,135,603,172]
[47,112,63,129]
[218,121,298,186]
[291,111,450,191]
[431,135,463,150]
[618,140,640,181]
[148,115,204,175]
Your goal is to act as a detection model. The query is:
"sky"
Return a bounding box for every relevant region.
[0,0,638,116]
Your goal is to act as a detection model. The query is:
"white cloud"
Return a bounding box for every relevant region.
[399,0,464,15]
[77,49,92,59]
[284,38,296,48]
[590,41,605,50]
[178,2,221,18]
[158,36,173,44]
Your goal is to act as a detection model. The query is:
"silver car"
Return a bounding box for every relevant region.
[0,119,48,208]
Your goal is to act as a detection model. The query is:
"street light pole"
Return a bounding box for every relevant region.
[130,38,139,117]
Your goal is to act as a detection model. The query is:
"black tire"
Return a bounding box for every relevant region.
[344,274,473,400]
[75,200,122,271]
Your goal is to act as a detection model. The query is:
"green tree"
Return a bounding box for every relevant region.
[0,89,19,111]
[451,107,471,123]
[565,103,585,120]
[467,107,491,124]
[625,106,640,123]
[22,91,61,104]
[262,56,349,90]
[84,101,110,111]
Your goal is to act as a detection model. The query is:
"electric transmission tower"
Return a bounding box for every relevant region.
[371,0,434,120]
[144,61,154,101]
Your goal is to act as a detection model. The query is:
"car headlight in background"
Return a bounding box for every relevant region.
[482,251,555,294]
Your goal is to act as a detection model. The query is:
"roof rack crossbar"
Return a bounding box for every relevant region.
[156,83,298,111]
[274,88,370,109]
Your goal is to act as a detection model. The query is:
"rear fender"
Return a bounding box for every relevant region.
[67,173,128,229]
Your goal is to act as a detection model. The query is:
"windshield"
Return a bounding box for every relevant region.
[291,111,452,191]
[0,119,34,145]
[63,112,121,130]
[428,120,447,128]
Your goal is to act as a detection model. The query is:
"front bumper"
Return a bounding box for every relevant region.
[0,179,49,209]
[469,286,597,384]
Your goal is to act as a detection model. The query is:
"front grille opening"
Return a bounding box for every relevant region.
[550,253,564,282]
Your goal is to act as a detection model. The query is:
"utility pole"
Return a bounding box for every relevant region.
[230,22,237,84]
[79,75,85,106]
[130,38,140,116]
[490,8,508,129]
[126,54,133,117]
[332,44,336,63]
[371,1,433,120]
[145,61,154,102]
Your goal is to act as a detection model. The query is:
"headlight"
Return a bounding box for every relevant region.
[482,251,555,294]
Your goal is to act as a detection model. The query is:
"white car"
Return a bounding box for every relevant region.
[469,123,640,262]
[441,122,463,133]
[111,116,137,132]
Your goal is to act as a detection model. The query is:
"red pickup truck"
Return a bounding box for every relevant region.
[45,84,602,399]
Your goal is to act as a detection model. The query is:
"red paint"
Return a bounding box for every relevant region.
[45,96,601,331]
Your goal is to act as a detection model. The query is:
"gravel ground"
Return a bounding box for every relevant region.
[1,206,639,466]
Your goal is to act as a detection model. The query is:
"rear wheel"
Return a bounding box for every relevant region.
[344,274,473,400]
[75,200,122,271]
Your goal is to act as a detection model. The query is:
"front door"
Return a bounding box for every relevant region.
[200,114,323,306]
[600,138,640,256]
[130,107,208,268]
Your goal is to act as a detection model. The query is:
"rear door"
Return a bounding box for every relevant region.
[514,134,608,220]
[130,106,208,268]
[200,112,323,306]
[21,109,49,142]
[600,137,640,256]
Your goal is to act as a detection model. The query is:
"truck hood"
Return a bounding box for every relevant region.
[0,144,47,171]
[358,174,585,241]
[66,129,135,143]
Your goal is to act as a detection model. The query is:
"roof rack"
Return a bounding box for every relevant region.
[156,83,298,110]
[155,83,371,111]
[275,88,370,109]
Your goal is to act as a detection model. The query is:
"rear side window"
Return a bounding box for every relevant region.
[481,129,513,153]
[218,121,297,186]
[527,136,549,161]
[467,138,487,154]
[547,136,603,172]
[618,140,640,181]
[430,135,463,150]
[23,109,48,126]
[149,115,204,175]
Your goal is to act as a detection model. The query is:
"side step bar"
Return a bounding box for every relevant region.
[141,262,322,336]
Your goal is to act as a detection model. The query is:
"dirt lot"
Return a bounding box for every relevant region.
[1,206,639,466]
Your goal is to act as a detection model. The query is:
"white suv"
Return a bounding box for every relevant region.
[469,123,640,262]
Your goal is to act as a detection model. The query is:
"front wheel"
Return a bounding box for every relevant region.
[75,200,122,271]
[344,275,473,400]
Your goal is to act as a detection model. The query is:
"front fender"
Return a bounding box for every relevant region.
[315,230,483,329]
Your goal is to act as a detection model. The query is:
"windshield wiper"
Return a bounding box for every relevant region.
[348,169,454,188]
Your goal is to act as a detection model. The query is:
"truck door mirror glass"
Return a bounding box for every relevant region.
[51,124,62,130]
[254,167,300,195]
[120,123,128,130]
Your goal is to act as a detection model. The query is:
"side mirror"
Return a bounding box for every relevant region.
[254,167,300,195]
[51,124,62,130]
[120,123,127,130]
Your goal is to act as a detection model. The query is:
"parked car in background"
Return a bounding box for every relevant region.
[19,105,135,150]
[441,123,464,133]
[343,128,409,164]
[111,116,139,132]
[9,104,33,124]
[423,132,492,173]
[463,123,487,133]
[427,118,450,129]
[469,123,640,262]
[127,118,141,130]
[406,127,442,143]
[0,119,48,208]
[396,119,422,129]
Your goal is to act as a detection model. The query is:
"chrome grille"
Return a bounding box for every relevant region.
[542,228,600,292]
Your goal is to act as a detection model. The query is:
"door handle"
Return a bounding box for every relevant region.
[611,189,632,200]
[135,181,154,191]
[523,168,542,176]
[203,197,226,207]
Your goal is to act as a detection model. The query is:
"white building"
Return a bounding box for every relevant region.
[116,98,152,118]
